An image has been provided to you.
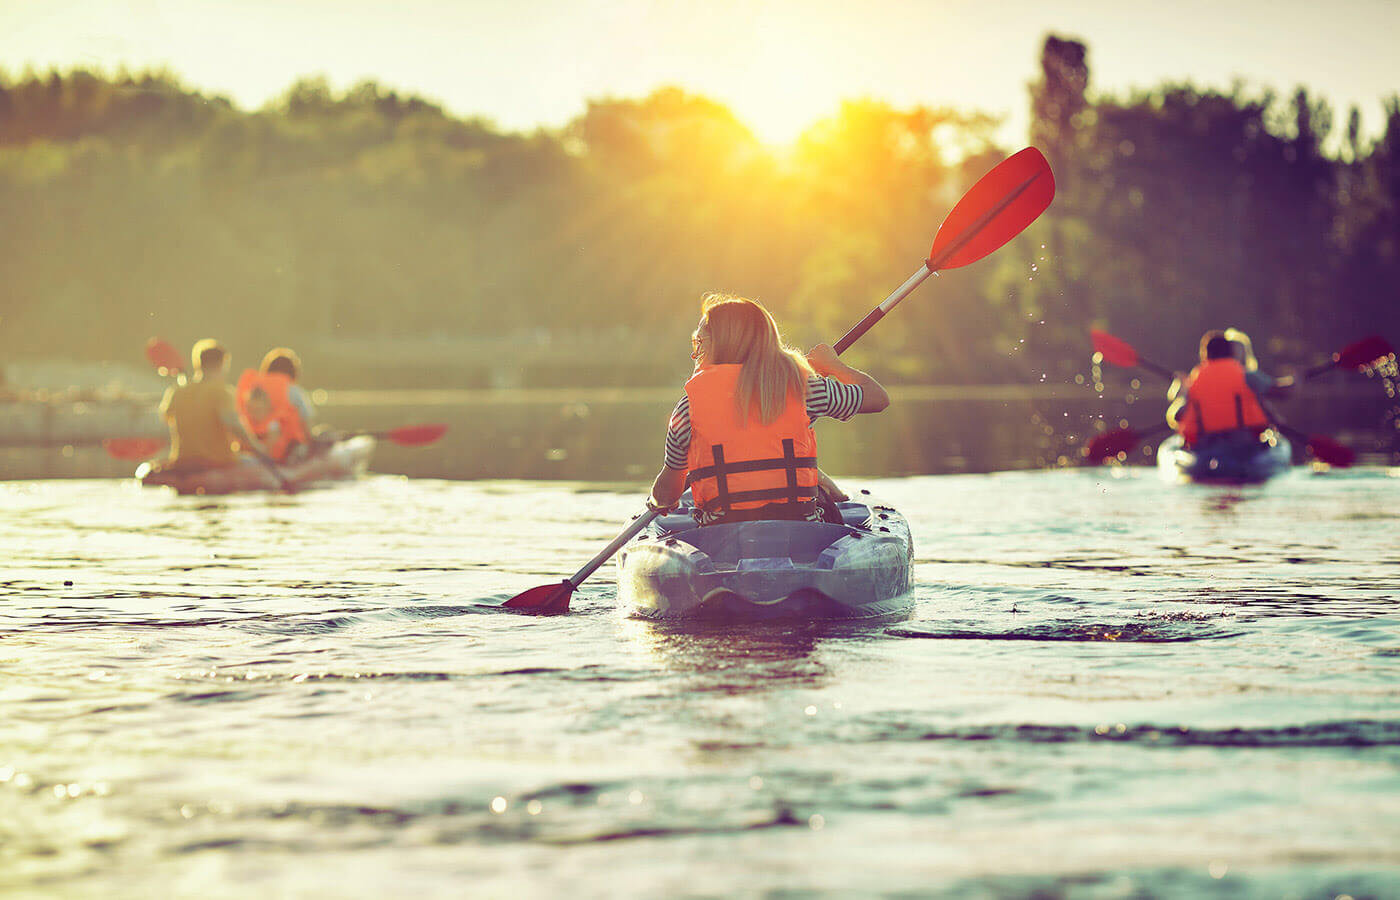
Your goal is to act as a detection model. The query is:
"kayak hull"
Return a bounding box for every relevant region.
[617,492,914,623]
[136,436,375,495]
[1157,430,1292,485]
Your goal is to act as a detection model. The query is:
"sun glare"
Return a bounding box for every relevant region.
[731,95,826,148]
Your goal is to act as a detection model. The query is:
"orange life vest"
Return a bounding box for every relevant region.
[235,369,308,462]
[1178,358,1269,446]
[684,364,819,516]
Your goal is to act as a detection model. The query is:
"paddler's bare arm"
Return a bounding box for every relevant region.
[648,466,687,510]
[806,343,889,413]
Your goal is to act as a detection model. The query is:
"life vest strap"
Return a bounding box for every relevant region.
[687,455,819,481]
[689,438,818,512]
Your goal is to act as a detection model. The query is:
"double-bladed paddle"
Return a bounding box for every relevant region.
[503,147,1057,614]
[1084,330,1361,467]
[347,423,449,446]
[1092,331,1394,385]
[1301,335,1395,379]
[103,437,167,460]
[1089,330,1175,381]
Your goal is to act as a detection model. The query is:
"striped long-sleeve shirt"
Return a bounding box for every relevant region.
[663,375,864,470]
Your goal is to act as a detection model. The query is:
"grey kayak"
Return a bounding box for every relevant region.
[617,490,914,622]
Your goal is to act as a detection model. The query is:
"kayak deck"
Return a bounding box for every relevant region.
[1157,430,1292,485]
[136,436,376,495]
[617,491,914,622]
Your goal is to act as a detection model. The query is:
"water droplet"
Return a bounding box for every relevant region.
[490,796,507,814]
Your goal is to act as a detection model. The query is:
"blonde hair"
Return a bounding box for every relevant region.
[697,293,812,424]
[1223,328,1258,371]
[260,347,302,380]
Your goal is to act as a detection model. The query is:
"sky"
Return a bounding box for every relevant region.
[1,0,1396,147]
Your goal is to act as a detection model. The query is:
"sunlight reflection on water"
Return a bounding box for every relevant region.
[0,470,1397,896]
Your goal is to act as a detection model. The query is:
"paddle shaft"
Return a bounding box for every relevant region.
[833,265,931,355]
[833,168,1046,356]
[1130,357,1176,382]
[564,508,663,588]
[1136,423,1174,444]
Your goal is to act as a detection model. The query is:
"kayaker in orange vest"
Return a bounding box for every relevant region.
[235,347,316,463]
[1167,331,1282,448]
[155,339,275,474]
[647,294,890,525]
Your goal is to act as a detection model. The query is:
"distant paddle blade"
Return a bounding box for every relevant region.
[928,147,1055,270]
[1335,335,1396,371]
[104,437,164,460]
[1306,434,1355,468]
[1083,428,1142,464]
[1090,330,1141,368]
[386,424,448,446]
[502,581,573,615]
[145,337,183,375]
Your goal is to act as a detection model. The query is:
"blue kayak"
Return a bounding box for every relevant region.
[616,490,914,622]
[1157,429,1292,484]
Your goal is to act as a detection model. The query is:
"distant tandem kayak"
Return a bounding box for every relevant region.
[135,436,376,495]
[617,491,914,623]
[1157,430,1292,485]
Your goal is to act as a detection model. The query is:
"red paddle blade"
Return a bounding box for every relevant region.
[1090,330,1142,368]
[1305,435,1355,468]
[385,424,448,446]
[501,581,573,615]
[1335,335,1396,371]
[145,337,184,375]
[929,147,1055,270]
[1083,428,1142,464]
[104,437,165,460]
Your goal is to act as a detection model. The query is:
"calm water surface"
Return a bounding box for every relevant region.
[2,469,1399,898]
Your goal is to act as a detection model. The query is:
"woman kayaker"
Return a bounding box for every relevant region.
[647,293,889,524]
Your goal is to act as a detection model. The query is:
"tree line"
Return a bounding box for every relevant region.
[0,36,1394,387]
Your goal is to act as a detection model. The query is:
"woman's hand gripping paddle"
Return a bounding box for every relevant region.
[503,147,1057,614]
[1084,331,1358,467]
